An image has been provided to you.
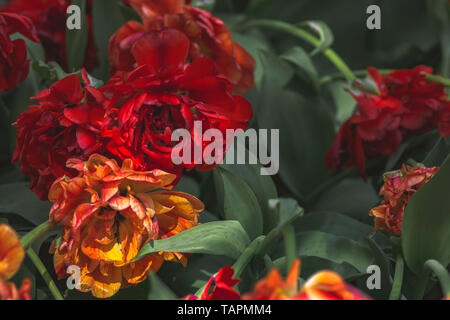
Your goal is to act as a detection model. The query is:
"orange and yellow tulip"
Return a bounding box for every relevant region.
[49,154,204,298]
[0,224,31,300]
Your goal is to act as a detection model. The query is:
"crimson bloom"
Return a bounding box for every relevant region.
[1,0,98,71]
[13,71,109,200]
[326,66,450,177]
[369,164,439,235]
[101,28,253,179]
[110,0,255,94]
[0,12,39,91]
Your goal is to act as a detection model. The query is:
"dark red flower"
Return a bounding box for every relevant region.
[110,0,255,94]
[1,0,98,71]
[102,29,253,180]
[13,71,109,200]
[326,66,450,176]
[0,12,39,91]
[185,266,241,300]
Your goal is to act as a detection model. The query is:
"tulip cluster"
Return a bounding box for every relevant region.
[9,0,255,298]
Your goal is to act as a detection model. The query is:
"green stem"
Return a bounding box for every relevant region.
[232,236,265,278]
[282,225,296,274]
[26,248,64,300]
[242,19,355,83]
[321,69,450,87]
[20,220,55,249]
[389,254,404,300]
[424,259,450,297]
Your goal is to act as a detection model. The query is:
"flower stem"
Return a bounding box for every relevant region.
[424,259,450,297]
[232,236,265,278]
[242,19,356,83]
[20,220,55,249]
[388,253,404,300]
[321,69,450,87]
[282,225,296,274]
[26,248,64,300]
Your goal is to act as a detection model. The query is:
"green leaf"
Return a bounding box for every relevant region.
[191,0,216,11]
[134,221,250,261]
[258,50,294,90]
[281,46,320,93]
[325,81,356,126]
[423,137,450,167]
[367,234,392,299]
[256,88,335,200]
[91,0,126,80]
[118,1,142,21]
[294,211,389,246]
[66,0,88,72]
[220,161,278,234]
[312,179,380,224]
[298,21,334,56]
[294,231,374,273]
[402,156,450,274]
[213,168,263,239]
[0,182,51,226]
[146,273,178,300]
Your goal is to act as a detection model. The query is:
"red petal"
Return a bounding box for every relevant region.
[131,29,189,73]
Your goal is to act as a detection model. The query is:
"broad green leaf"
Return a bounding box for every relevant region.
[367,234,392,299]
[66,0,88,72]
[257,88,335,200]
[281,46,320,92]
[423,137,450,167]
[298,20,334,56]
[312,179,379,224]
[118,1,142,21]
[146,273,178,300]
[92,0,126,80]
[191,0,215,11]
[221,161,278,234]
[325,81,356,126]
[0,183,50,227]
[294,211,389,246]
[402,156,450,274]
[134,221,250,261]
[213,168,263,239]
[258,50,294,90]
[294,231,374,273]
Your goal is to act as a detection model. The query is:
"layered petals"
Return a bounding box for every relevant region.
[1,0,98,71]
[369,164,439,235]
[12,72,109,200]
[49,154,203,298]
[111,0,255,94]
[327,66,450,176]
[102,29,253,179]
[0,12,39,91]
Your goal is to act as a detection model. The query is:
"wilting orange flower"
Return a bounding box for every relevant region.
[112,0,255,94]
[0,224,32,300]
[49,154,204,298]
[242,259,369,300]
[369,164,439,235]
